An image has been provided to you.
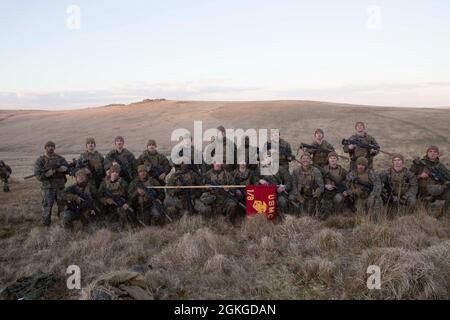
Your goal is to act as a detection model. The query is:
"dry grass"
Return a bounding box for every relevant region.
[0,100,449,299]
[0,179,449,300]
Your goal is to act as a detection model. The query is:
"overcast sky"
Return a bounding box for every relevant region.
[1,0,450,110]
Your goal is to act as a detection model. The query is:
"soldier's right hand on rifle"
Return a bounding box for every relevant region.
[122,203,129,210]
[106,198,115,205]
[419,171,429,179]
[137,188,145,196]
[44,169,55,177]
[348,144,356,150]
[74,196,82,204]
[56,166,68,173]
[325,184,336,191]
[277,185,286,193]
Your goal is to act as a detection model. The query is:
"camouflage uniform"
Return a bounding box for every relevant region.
[290,165,324,216]
[202,167,237,217]
[305,140,335,168]
[165,167,207,216]
[259,167,293,214]
[319,164,348,217]
[410,156,449,217]
[128,176,164,225]
[80,150,105,188]
[379,167,418,211]
[346,168,382,213]
[34,154,69,226]
[137,150,172,184]
[205,137,238,173]
[0,160,12,192]
[98,176,130,228]
[264,138,293,171]
[62,181,99,230]
[104,149,137,183]
[343,133,380,170]
[232,166,259,206]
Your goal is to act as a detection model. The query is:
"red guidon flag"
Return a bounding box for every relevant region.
[245,185,277,220]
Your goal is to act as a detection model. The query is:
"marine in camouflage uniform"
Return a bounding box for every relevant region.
[201,163,238,218]
[232,162,259,206]
[0,160,12,192]
[137,139,172,186]
[263,131,293,171]
[33,141,70,226]
[345,157,382,214]
[258,152,293,214]
[204,126,238,173]
[128,165,165,225]
[62,170,99,231]
[343,121,380,170]
[319,152,349,218]
[379,154,418,213]
[165,163,208,216]
[239,136,260,172]
[104,136,137,183]
[172,134,204,175]
[290,153,324,216]
[98,164,131,229]
[303,129,335,168]
[80,137,105,188]
[409,146,449,217]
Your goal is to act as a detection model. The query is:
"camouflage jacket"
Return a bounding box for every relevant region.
[346,169,382,198]
[0,163,12,179]
[322,164,347,197]
[343,133,380,166]
[203,168,235,200]
[232,168,259,185]
[137,150,172,175]
[259,166,293,193]
[167,169,203,199]
[128,177,163,210]
[409,157,449,194]
[379,167,417,198]
[291,165,324,199]
[205,138,237,172]
[33,154,69,189]
[305,140,335,167]
[264,138,292,168]
[98,177,129,206]
[80,150,105,177]
[63,182,98,212]
[104,148,137,182]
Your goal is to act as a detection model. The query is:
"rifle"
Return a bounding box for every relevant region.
[144,156,166,185]
[322,171,356,212]
[103,188,145,226]
[204,177,247,210]
[24,158,69,180]
[66,185,101,215]
[262,169,300,210]
[352,177,374,194]
[342,138,391,156]
[135,180,172,223]
[110,152,133,183]
[416,159,450,186]
[174,171,196,214]
[298,143,350,161]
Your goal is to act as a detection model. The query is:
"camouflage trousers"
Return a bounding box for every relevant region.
[422,185,450,217]
[353,196,383,215]
[164,195,209,216]
[136,205,164,226]
[2,177,9,192]
[319,193,345,219]
[63,209,97,231]
[205,198,237,218]
[41,187,65,226]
